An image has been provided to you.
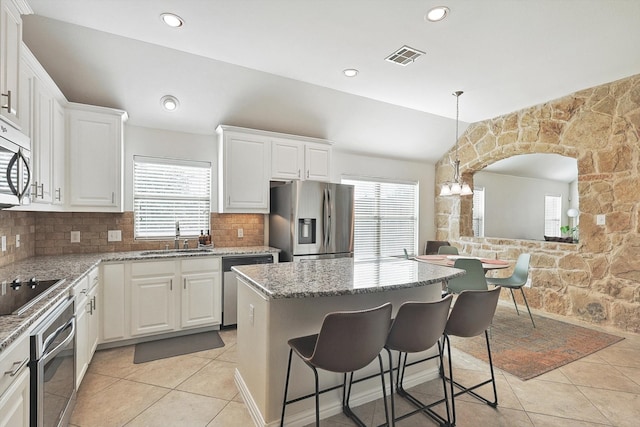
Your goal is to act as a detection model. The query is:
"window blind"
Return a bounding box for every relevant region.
[544,194,562,237]
[473,186,485,237]
[134,156,211,239]
[342,178,418,260]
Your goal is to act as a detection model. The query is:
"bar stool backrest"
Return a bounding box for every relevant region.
[386,295,453,353]
[310,303,392,373]
[445,287,501,338]
[438,246,459,255]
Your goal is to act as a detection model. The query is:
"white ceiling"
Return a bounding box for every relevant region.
[21,0,640,169]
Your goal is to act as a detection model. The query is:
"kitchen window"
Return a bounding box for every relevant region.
[342,178,418,260]
[133,156,211,239]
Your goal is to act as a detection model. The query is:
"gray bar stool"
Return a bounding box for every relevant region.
[280,303,392,427]
[385,295,453,427]
[443,287,501,426]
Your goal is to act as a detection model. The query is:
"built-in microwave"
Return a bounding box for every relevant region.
[0,117,31,208]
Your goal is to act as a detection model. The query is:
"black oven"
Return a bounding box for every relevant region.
[29,297,76,427]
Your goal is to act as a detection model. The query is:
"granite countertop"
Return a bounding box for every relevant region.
[0,246,279,353]
[232,257,465,299]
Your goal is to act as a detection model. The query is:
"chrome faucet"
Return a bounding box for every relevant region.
[174,221,180,249]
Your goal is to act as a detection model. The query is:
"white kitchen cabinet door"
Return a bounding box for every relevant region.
[130,275,176,336]
[305,142,331,182]
[271,138,304,180]
[0,0,22,127]
[100,263,126,343]
[67,105,125,211]
[52,100,65,205]
[218,127,271,213]
[31,80,54,203]
[181,272,221,329]
[0,368,29,427]
[74,296,89,389]
[87,282,99,359]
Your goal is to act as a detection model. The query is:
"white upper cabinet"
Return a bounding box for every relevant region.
[67,103,127,212]
[217,125,271,213]
[0,0,25,128]
[271,135,331,182]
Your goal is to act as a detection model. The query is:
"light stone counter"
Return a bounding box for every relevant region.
[233,257,464,427]
[0,246,279,352]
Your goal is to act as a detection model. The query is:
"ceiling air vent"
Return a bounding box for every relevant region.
[385,45,425,66]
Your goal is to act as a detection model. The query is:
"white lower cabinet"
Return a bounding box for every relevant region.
[74,267,99,389]
[130,261,176,336]
[0,333,29,427]
[100,256,222,344]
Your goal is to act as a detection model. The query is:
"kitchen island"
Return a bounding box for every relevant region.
[232,257,464,427]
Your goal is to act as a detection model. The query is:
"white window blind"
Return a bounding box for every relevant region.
[473,186,485,237]
[544,194,562,237]
[134,156,211,239]
[342,178,418,260]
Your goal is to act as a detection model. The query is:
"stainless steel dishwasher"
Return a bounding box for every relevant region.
[222,254,274,327]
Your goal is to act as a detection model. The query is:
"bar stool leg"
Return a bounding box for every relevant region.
[386,349,396,427]
[280,349,294,427]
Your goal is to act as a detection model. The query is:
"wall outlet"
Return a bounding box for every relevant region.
[238,228,244,238]
[596,214,606,225]
[107,230,122,242]
[249,304,254,325]
[525,277,532,288]
[1,281,6,296]
[15,234,19,248]
[70,231,81,243]
[1,236,5,252]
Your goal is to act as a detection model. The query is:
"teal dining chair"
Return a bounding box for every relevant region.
[446,258,488,294]
[438,246,459,255]
[486,253,535,327]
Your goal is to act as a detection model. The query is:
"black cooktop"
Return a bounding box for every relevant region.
[0,279,64,315]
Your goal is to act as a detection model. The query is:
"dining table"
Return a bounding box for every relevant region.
[414,254,511,273]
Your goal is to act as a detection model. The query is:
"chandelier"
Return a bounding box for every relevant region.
[440,91,473,196]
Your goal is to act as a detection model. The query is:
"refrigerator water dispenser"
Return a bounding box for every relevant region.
[298,218,316,244]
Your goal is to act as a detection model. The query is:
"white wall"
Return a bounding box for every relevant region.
[331,150,436,256]
[475,171,572,240]
[123,125,437,251]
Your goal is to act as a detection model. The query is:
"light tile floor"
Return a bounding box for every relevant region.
[70,308,640,427]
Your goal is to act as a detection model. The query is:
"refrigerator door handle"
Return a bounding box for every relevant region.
[323,187,330,248]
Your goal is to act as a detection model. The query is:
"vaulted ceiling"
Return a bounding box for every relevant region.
[22,0,640,165]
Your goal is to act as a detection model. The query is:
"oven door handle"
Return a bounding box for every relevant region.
[41,318,75,366]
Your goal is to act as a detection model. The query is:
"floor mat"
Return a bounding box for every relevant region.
[134,330,225,364]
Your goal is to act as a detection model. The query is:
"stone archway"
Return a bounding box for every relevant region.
[434,74,640,333]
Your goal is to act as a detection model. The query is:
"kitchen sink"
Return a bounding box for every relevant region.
[140,248,214,256]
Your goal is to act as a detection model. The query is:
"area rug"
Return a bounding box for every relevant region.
[448,305,624,380]
[134,331,225,364]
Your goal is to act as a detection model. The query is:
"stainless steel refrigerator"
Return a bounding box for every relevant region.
[269,181,354,262]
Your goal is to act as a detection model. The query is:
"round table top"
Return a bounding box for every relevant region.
[415,254,510,270]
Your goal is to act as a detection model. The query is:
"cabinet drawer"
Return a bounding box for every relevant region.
[181,257,220,273]
[131,261,175,277]
[0,333,29,398]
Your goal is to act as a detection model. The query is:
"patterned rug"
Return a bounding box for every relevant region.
[449,305,624,380]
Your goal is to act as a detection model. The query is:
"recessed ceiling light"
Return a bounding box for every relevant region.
[343,68,359,77]
[161,95,179,111]
[425,6,449,22]
[161,13,184,28]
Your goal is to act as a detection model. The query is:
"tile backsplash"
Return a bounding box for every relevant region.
[0,210,265,266]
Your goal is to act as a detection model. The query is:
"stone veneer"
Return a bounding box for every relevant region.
[436,74,640,333]
[0,211,264,267]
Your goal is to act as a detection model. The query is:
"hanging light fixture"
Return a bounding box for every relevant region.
[440,91,473,196]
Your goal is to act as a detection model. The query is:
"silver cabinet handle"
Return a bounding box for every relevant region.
[307,170,310,179]
[111,192,115,204]
[4,356,28,377]
[55,188,61,201]
[170,279,173,291]
[86,301,92,314]
[298,169,301,178]
[183,278,186,290]
[1,90,12,114]
[39,183,44,199]
[92,295,96,312]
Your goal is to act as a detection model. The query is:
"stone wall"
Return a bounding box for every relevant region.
[435,74,640,333]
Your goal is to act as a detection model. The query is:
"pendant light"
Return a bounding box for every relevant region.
[440,91,473,196]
